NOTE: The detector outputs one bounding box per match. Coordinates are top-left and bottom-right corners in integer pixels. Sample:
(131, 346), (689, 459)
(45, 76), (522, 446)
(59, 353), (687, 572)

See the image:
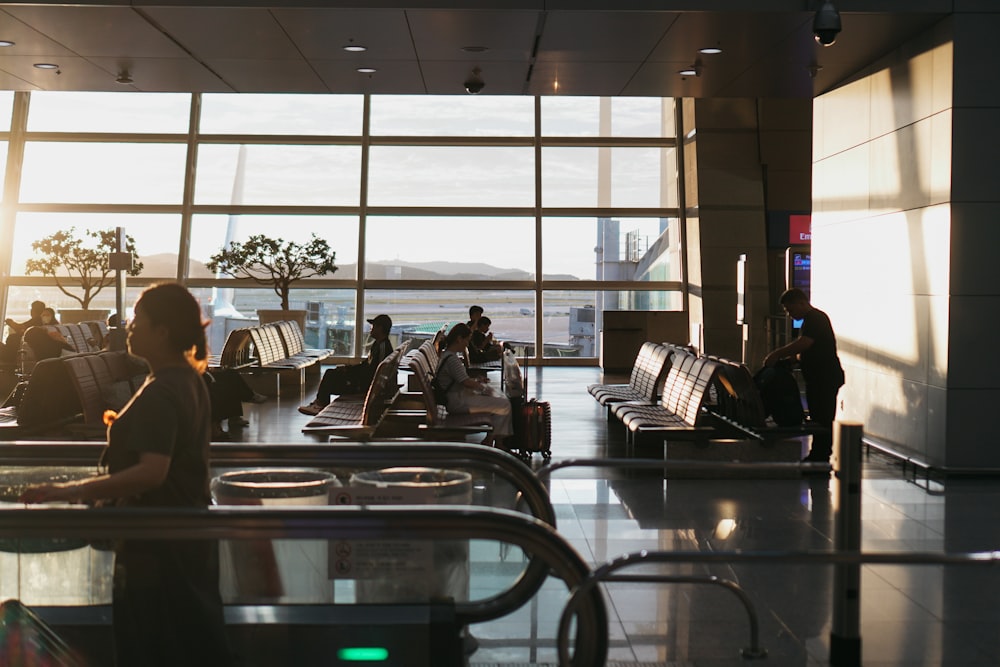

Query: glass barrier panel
(541, 96), (675, 138)
(542, 216), (680, 282)
(370, 95), (534, 137)
(541, 146), (677, 208)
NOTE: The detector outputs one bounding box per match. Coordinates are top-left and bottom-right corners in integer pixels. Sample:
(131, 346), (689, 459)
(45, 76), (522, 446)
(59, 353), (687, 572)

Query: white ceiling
(0, 1), (949, 98)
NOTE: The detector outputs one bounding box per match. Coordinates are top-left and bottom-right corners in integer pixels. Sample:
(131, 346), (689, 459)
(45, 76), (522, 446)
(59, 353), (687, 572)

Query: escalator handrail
(0, 441), (556, 526)
(0, 504), (609, 666)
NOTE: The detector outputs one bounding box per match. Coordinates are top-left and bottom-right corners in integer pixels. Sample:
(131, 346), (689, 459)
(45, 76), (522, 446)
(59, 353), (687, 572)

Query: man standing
(763, 288), (845, 462)
(299, 314), (394, 416)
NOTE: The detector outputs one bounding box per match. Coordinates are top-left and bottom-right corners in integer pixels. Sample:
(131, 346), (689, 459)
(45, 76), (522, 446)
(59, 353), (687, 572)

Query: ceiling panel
(312, 59), (428, 95)
(538, 11), (680, 63)
(89, 57), (231, 93)
(272, 8), (417, 61)
(407, 10), (539, 61)
(205, 59), (325, 94)
(421, 59), (530, 96)
(141, 7), (300, 60)
(3, 6), (187, 58)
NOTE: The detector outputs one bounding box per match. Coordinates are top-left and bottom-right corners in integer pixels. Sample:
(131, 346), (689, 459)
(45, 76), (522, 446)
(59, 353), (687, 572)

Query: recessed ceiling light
(699, 46), (722, 55)
(343, 44), (367, 52)
(0, 41), (15, 48)
(461, 46), (489, 53)
(678, 67), (698, 77)
(33, 63), (59, 69)
(356, 67), (377, 74)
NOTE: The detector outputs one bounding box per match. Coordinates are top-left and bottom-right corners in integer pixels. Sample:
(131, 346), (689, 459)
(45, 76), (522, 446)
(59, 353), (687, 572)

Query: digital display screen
(791, 251), (811, 299)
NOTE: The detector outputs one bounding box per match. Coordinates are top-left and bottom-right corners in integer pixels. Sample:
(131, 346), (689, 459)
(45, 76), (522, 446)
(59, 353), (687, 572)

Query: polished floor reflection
(7, 366), (1000, 666)
(217, 366), (1000, 666)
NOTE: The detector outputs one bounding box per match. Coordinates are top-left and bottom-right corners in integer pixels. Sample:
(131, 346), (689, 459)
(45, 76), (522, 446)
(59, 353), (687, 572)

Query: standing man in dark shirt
(763, 288), (845, 462)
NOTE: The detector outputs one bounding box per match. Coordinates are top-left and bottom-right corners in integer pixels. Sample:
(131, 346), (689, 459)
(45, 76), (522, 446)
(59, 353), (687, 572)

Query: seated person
(23, 325), (74, 361)
(299, 314), (393, 416)
(468, 316), (503, 363)
(205, 369), (268, 440)
(436, 323), (512, 450)
(1, 300), (45, 362)
(466, 304), (484, 331)
(40, 307), (59, 325)
(103, 313), (127, 352)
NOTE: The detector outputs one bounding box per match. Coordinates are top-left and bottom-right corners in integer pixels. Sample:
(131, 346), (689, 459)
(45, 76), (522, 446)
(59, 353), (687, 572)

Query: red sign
(789, 214), (811, 244)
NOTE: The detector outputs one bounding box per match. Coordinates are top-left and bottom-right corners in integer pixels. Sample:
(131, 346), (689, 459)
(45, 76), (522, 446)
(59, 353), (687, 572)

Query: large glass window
(542, 146), (676, 208)
(365, 216), (535, 280)
(20, 142), (187, 204)
(26, 91), (192, 133)
(367, 146), (534, 207)
(370, 95), (534, 137)
(188, 214), (359, 280)
(11, 212), (182, 278)
(542, 217), (680, 282)
(541, 97), (675, 138)
(200, 94), (364, 136)
(194, 144), (361, 206)
(2, 91), (684, 363)
(363, 289), (536, 353)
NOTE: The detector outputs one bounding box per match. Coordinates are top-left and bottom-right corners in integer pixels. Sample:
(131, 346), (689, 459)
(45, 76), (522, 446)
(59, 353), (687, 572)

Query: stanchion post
(830, 420), (863, 665)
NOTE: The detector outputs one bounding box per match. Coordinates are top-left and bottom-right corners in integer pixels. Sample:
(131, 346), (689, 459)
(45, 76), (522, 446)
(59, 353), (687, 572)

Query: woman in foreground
(20, 283), (233, 667)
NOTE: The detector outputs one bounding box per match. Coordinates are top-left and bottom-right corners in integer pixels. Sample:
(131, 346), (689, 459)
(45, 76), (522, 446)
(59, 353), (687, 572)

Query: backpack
(753, 361), (804, 426)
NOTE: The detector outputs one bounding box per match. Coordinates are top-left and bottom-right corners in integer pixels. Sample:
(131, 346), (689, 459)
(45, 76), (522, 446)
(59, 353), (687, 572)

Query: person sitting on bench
(298, 314), (393, 416)
(436, 322), (512, 450)
(1, 300), (45, 362)
(468, 316), (503, 363)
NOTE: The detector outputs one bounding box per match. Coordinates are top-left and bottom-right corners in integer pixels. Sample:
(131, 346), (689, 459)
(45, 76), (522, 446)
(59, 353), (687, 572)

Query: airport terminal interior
(0, 2), (998, 666)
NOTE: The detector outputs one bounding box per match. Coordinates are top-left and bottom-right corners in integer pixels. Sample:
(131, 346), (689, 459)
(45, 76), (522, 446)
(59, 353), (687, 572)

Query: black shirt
(798, 307), (844, 389)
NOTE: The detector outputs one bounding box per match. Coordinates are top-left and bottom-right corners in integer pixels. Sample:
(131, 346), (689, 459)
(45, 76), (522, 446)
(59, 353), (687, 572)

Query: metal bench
(587, 341), (678, 416)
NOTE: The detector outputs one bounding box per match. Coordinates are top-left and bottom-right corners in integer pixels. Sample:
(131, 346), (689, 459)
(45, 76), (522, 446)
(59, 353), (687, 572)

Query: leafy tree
(205, 234), (338, 311)
(25, 227), (143, 310)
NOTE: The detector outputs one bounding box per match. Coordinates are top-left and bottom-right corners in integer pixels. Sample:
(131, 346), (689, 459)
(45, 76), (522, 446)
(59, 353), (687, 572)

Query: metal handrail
(536, 456), (830, 482)
(0, 441), (556, 526)
(0, 504), (608, 667)
(557, 551), (769, 664)
(554, 547), (1000, 667)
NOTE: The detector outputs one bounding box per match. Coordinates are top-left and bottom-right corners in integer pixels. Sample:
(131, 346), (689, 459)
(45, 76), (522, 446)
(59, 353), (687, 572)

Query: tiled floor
(7, 366), (1000, 666)
(220, 366), (1000, 666)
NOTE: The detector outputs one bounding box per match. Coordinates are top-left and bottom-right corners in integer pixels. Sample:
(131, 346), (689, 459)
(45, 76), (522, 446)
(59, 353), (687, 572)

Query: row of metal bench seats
(0, 350), (147, 438)
(213, 320), (333, 371)
(591, 341), (821, 465)
(300, 341), (410, 439)
(11, 321), (109, 376)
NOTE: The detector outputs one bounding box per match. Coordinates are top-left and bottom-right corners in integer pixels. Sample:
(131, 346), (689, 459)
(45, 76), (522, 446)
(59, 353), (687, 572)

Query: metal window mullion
(177, 93), (200, 282)
(0, 91), (30, 321)
(533, 95), (543, 364)
(355, 93), (372, 356)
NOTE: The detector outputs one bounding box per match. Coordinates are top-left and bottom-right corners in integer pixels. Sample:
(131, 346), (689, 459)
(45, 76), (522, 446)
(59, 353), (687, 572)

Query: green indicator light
(338, 647), (389, 662)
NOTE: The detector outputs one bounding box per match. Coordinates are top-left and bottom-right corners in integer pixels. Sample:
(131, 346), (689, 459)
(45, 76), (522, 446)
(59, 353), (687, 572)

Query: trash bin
(0, 467), (111, 606)
(342, 467), (472, 604)
(211, 468), (340, 603)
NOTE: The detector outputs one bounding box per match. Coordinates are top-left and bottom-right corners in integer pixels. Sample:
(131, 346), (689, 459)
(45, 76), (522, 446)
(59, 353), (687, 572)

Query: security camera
(464, 67), (485, 94)
(813, 1), (841, 47)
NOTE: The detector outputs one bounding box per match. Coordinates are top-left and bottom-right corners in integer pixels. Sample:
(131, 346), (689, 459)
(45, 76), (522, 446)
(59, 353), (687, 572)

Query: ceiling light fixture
(33, 63), (59, 69)
(116, 68), (133, 84)
(461, 46), (489, 53)
(342, 40), (367, 53)
(0, 41), (15, 48)
(699, 46), (722, 55)
(356, 67), (376, 74)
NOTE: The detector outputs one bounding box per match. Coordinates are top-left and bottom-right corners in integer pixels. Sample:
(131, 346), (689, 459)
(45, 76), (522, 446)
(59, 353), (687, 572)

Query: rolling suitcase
(511, 397), (552, 462)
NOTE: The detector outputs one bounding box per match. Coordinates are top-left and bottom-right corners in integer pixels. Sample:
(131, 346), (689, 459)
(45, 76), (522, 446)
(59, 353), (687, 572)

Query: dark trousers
(315, 363), (372, 404)
(805, 381), (841, 457)
(113, 540), (233, 667)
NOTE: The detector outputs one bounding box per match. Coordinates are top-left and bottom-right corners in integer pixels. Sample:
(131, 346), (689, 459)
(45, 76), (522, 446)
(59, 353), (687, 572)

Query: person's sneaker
(298, 402), (323, 416)
(249, 392), (268, 403)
